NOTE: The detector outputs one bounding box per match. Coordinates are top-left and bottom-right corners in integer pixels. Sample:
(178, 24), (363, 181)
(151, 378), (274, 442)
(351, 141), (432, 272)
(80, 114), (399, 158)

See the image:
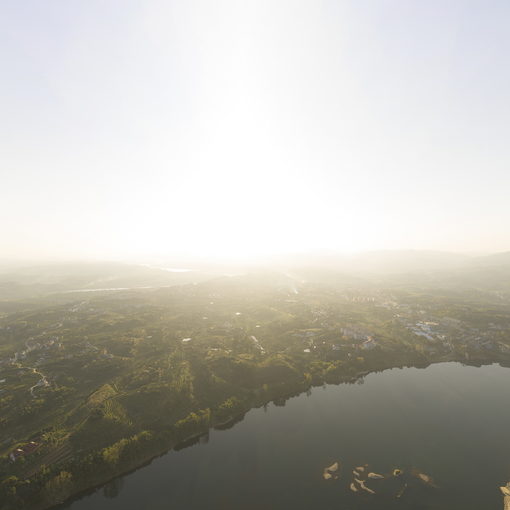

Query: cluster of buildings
(326, 328), (379, 354)
(9, 441), (40, 462)
(339, 327), (378, 350)
(399, 313), (510, 356)
(10, 336), (61, 365)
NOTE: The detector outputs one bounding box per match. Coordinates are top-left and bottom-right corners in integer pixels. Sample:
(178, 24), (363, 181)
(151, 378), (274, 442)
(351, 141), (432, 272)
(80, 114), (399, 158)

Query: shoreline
(40, 356), (510, 510)
(33, 355), (510, 510)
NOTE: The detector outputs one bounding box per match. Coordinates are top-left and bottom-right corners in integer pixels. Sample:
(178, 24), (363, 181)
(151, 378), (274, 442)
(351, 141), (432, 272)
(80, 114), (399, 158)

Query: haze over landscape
(2, 2), (510, 510)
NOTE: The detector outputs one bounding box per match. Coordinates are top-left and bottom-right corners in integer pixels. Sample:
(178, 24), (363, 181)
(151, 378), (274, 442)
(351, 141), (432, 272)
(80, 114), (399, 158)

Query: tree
(42, 471), (73, 504)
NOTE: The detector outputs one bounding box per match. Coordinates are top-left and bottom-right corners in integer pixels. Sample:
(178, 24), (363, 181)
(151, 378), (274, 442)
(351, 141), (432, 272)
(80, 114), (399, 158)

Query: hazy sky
(1, 1), (509, 261)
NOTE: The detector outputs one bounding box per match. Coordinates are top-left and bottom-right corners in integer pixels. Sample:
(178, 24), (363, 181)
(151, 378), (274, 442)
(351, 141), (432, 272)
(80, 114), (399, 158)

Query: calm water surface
(64, 362), (510, 510)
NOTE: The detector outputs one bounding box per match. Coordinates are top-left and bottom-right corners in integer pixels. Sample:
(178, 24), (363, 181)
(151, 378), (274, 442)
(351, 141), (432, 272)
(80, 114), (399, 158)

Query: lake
(63, 362), (510, 510)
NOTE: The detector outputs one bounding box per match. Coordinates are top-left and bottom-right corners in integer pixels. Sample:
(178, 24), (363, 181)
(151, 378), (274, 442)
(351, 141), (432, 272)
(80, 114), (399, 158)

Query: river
(63, 362), (510, 510)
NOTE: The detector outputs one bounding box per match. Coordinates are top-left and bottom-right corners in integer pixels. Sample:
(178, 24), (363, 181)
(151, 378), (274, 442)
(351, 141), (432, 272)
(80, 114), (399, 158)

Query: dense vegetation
(1, 268), (510, 509)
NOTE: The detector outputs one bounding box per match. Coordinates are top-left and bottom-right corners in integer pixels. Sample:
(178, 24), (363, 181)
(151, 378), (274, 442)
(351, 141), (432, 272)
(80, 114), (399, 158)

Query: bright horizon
(2, 1), (510, 261)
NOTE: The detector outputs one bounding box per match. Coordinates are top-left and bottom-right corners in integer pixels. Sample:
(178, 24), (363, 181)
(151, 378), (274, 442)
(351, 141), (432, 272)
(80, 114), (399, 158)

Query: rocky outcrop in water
(322, 461), (340, 480)
(500, 482), (510, 510)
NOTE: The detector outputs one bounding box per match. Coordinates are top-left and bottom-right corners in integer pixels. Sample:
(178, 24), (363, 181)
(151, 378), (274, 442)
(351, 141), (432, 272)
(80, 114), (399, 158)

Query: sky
(1, 0), (509, 262)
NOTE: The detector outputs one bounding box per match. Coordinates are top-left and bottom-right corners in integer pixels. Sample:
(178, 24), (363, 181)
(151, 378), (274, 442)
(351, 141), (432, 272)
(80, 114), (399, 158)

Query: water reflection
(102, 477), (124, 499)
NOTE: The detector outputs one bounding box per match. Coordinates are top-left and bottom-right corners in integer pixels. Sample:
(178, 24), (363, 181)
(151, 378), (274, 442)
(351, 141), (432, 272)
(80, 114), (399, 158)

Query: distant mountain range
(0, 262), (215, 300)
(1, 250), (509, 300)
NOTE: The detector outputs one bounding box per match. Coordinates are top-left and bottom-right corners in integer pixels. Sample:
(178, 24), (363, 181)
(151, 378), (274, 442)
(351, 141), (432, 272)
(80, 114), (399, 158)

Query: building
(9, 441), (40, 462)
